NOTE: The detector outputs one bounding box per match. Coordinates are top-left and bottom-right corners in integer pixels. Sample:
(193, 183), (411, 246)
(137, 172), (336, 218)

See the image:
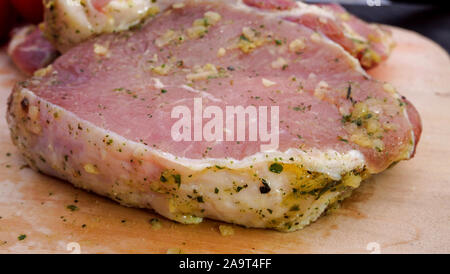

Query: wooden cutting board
(0, 27), (449, 254)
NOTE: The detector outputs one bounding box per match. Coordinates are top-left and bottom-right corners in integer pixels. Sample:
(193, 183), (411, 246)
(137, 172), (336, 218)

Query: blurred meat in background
(0, 0), (448, 76)
(8, 25), (59, 75)
(0, 0), (58, 75)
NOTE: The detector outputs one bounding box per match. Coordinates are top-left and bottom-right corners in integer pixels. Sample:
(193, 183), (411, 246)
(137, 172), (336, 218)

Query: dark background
(342, 2), (450, 52)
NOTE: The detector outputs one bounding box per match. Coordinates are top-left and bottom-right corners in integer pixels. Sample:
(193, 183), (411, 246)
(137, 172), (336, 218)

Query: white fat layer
(166, 148), (366, 180)
(234, 0), (336, 20)
(52, 0), (155, 41)
(21, 88), (366, 180)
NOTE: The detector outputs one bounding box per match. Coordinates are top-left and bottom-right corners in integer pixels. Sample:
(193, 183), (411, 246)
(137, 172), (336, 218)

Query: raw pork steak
(9, 0), (394, 75)
(43, 0), (393, 68)
(7, 0), (421, 231)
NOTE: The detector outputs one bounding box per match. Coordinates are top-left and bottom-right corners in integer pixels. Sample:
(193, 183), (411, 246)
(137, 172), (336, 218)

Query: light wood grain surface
(0, 27), (449, 254)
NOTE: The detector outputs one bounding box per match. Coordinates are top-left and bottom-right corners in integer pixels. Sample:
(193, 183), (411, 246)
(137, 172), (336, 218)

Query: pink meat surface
(243, 0), (297, 10)
(314, 3), (395, 68)
(7, 0), (421, 230)
(92, 0), (112, 11)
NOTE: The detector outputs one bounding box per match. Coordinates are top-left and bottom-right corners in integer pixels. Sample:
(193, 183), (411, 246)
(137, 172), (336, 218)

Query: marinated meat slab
(43, 0), (393, 68)
(243, 0), (395, 68)
(9, 0), (394, 75)
(7, 0), (421, 231)
(9, 1), (393, 75)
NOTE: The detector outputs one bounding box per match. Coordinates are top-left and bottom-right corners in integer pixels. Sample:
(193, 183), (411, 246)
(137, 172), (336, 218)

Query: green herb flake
(66, 205), (79, 212)
(173, 174), (181, 187)
(239, 34), (250, 42)
(269, 163), (283, 174)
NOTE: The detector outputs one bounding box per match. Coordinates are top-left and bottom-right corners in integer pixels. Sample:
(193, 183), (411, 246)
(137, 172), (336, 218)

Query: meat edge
(7, 84), (372, 232)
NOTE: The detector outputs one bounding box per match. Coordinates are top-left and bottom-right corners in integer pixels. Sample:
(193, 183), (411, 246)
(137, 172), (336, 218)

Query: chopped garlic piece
(193, 18), (207, 27)
(151, 64), (172, 75)
(34, 65), (53, 77)
(383, 83), (396, 95)
(149, 54), (158, 63)
(166, 248), (183, 254)
(155, 29), (183, 47)
(366, 119), (381, 134)
(186, 11), (221, 39)
(262, 78), (276, 87)
(238, 27), (265, 53)
(187, 25), (207, 39)
(186, 64), (218, 81)
(219, 225), (235, 236)
(217, 47), (226, 57)
(84, 164), (99, 174)
(242, 27), (257, 41)
(271, 57), (288, 69)
(350, 133), (372, 147)
(147, 5), (160, 16)
(310, 33), (322, 43)
(204, 11), (222, 25)
(172, 3), (185, 9)
(94, 44), (109, 56)
(289, 38), (306, 53)
(343, 174), (362, 188)
(373, 139), (385, 151)
(314, 81), (329, 99)
(150, 218), (162, 230)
